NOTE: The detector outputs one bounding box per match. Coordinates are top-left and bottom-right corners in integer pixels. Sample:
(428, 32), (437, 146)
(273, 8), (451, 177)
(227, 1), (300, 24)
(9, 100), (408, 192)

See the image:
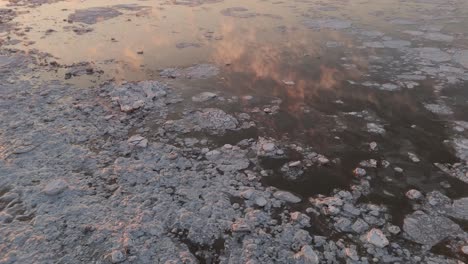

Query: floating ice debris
(191, 92), (217, 102)
(221, 7), (256, 18)
(397, 74), (426, 81)
(172, 0), (223, 6)
(367, 123), (385, 134)
(408, 152), (420, 163)
(127, 135), (148, 148)
(302, 19), (351, 30)
(389, 19), (417, 25)
(111, 250), (126, 263)
(454, 50), (468, 69)
(68, 7), (122, 24)
(282, 80), (295, 85)
(406, 189), (423, 200)
(454, 121), (468, 132)
(420, 24), (444, 32)
(176, 42), (202, 49)
(452, 138), (468, 160)
(363, 42), (384, 48)
(289, 161), (301, 167)
(380, 83), (399, 91)
(43, 179), (68, 196)
(424, 32), (454, 42)
(262, 143), (276, 152)
(424, 103), (453, 115)
(109, 81), (167, 112)
(359, 159), (377, 168)
(404, 81), (419, 89)
(450, 198), (468, 221)
(439, 65), (465, 74)
(294, 245), (319, 264)
(402, 30), (424, 36)
(168, 108), (239, 135)
(160, 64), (219, 79)
(64, 62), (95, 79)
(353, 168), (366, 177)
(273, 191), (301, 203)
(381, 160), (390, 168)
(403, 211), (461, 246)
(325, 41), (343, 48)
(362, 81), (379, 87)
(281, 163), (304, 180)
(360, 30), (384, 37)
(64, 25), (94, 35)
(2, 1), (468, 263)
(255, 196), (267, 207)
(462, 246), (468, 255)
(0, 55), (28, 71)
(365, 228), (389, 248)
(317, 155), (330, 165)
(383, 40), (411, 49)
(416, 47), (451, 62)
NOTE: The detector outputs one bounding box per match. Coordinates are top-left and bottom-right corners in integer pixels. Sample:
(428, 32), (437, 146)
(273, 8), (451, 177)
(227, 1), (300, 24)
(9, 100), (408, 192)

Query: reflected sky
(1, 0), (468, 200)
(3, 0), (468, 115)
(5, 0), (465, 142)
(6, 0), (467, 81)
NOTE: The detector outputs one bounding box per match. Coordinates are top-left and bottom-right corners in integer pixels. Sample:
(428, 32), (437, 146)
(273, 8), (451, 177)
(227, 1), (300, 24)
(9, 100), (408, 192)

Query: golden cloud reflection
(210, 20), (367, 114)
(6, 0), (430, 124)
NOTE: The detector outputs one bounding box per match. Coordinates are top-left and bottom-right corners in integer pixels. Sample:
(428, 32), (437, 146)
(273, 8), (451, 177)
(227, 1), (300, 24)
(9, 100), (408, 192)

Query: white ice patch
(424, 103), (453, 115)
(302, 19), (351, 30)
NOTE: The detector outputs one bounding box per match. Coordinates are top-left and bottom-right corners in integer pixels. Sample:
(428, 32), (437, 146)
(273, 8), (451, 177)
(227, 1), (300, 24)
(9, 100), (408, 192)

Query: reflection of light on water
(211, 21), (251, 66)
(319, 65), (340, 90)
(123, 48), (143, 69)
(5, 0), (455, 114)
(210, 19), (371, 115)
